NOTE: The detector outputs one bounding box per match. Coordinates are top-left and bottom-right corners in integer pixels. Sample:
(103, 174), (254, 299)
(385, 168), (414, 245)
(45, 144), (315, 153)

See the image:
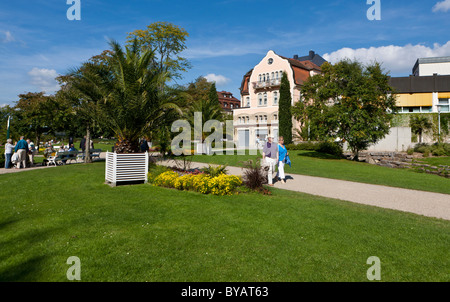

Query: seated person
(43, 144), (55, 166)
(62, 144), (77, 164)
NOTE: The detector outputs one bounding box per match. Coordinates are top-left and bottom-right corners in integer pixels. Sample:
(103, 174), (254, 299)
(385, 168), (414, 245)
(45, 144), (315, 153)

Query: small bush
(241, 160), (266, 191)
(153, 171), (179, 188)
(414, 143), (430, 153)
(286, 142), (318, 151)
(208, 174), (242, 196)
(432, 147), (447, 157)
(407, 148), (414, 155)
(317, 142), (343, 157)
(201, 165), (228, 177)
(147, 165), (171, 183)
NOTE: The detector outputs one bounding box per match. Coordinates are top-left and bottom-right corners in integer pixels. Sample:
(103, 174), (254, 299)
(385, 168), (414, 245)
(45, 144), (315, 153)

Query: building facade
(412, 56), (450, 76)
(233, 50), (324, 148)
(390, 56), (450, 114)
(217, 90), (240, 114)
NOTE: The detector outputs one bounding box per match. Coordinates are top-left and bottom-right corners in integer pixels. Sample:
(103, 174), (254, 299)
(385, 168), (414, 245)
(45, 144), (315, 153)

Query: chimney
(293, 54), (299, 60)
(309, 50), (315, 59)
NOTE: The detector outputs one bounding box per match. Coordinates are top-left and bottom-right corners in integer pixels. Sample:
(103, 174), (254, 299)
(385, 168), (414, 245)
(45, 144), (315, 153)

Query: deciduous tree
(301, 60), (398, 159)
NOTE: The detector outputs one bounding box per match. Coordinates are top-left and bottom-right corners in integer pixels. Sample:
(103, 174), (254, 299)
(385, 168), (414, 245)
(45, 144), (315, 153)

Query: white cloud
(2, 30), (14, 43)
(28, 67), (60, 93)
(204, 73), (231, 85)
(323, 41), (450, 75)
(433, 0), (450, 12)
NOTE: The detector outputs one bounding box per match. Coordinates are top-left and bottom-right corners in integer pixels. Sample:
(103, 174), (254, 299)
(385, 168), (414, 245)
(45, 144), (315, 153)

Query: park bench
(76, 149), (103, 162)
(47, 151), (79, 166)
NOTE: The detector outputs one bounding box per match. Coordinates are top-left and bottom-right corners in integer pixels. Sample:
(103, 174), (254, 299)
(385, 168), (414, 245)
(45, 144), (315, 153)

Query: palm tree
(410, 115), (432, 143)
(74, 40), (181, 153)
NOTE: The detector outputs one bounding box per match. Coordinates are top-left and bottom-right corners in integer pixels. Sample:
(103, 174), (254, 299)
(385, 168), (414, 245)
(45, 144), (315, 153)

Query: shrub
(192, 174), (212, 194)
(286, 142), (318, 151)
(241, 160), (266, 190)
(432, 147), (447, 157)
(407, 148), (414, 155)
(147, 165), (171, 183)
(414, 143), (430, 154)
(201, 165), (228, 177)
(153, 171), (179, 188)
(208, 174), (242, 196)
(316, 141), (343, 157)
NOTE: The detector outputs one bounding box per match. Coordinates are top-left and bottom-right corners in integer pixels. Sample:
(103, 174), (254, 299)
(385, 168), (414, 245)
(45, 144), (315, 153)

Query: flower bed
(151, 170), (242, 196)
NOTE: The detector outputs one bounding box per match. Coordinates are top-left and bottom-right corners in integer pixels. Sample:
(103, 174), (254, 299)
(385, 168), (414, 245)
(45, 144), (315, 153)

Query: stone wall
(344, 151), (449, 178)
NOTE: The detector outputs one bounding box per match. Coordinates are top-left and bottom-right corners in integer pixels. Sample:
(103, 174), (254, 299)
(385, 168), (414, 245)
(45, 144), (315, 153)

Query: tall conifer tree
(278, 72), (293, 144)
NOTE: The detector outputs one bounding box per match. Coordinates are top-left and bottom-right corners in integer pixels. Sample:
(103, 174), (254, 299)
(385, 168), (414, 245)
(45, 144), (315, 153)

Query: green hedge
(413, 143), (450, 157)
(286, 141), (343, 157)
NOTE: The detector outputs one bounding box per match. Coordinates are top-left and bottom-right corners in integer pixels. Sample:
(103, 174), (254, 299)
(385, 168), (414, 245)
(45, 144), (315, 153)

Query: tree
(56, 51), (113, 162)
(183, 77), (223, 141)
(278, 72), (293, 144)
(410, 115), (432, 143)
(71, 39), (181, 153)
(301, 60), (398, 159)
(14, 92), (62, 147)
(127, 21), (191, 79)
(209, 82), (219, 105)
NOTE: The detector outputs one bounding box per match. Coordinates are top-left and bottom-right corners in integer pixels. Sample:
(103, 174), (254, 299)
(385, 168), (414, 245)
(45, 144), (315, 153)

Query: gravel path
(158, 159), (450, 221)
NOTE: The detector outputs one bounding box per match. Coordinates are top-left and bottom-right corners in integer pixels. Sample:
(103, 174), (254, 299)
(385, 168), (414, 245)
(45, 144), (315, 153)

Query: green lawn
(413, 156), (450, 167)
(0, 162), (449, 281)
(190, 150), (450, 194)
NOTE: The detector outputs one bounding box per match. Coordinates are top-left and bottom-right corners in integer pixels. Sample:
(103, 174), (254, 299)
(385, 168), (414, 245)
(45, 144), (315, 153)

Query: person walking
(277, 136), (289, 184)
(4, 139), (15, 169)
(14, 136), (28, 169)
(262, 135), (278, 186)
(27, 139), (36, 166)
(80, 136), (86, 152)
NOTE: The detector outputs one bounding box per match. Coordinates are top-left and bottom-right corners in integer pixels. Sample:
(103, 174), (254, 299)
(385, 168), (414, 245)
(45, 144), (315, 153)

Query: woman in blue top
(277, 136), (288, 183)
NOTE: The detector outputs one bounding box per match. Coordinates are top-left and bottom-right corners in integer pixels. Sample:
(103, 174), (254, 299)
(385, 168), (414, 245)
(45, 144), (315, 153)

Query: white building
(412, 56), (450, 76)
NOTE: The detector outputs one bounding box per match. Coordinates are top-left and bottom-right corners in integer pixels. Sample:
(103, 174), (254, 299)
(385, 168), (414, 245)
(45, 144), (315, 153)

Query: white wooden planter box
(105, 151), (149, 187)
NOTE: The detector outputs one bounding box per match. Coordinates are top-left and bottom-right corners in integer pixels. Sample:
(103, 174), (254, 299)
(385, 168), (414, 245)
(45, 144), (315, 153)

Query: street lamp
(437, 105), (441, 143)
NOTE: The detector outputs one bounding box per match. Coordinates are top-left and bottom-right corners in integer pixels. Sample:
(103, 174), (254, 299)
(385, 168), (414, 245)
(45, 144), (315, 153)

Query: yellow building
(389, 75), (450, 113)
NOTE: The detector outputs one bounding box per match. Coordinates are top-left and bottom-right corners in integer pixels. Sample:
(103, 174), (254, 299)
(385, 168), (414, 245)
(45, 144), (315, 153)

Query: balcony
(252, 79), (281, 90)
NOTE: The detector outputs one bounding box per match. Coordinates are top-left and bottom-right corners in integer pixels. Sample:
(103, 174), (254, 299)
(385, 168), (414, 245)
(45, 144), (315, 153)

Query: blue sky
(1, 0), (450, 106)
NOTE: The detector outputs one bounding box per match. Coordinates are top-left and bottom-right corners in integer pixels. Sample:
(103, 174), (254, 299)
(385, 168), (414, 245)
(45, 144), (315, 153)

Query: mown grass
(190, 150), (450, 194)
(0, 162), (449, 281)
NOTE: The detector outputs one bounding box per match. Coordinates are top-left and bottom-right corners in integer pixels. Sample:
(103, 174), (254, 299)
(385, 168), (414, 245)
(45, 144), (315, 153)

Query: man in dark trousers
(80, 136), (86, 152)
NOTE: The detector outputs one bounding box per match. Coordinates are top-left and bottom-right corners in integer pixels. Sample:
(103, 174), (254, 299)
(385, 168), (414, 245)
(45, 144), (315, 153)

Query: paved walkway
(158, 159), (450, 221)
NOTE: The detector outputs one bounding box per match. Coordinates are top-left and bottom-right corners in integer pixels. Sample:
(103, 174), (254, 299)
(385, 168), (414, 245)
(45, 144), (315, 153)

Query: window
(274, 114), (277, 120)
(438, 98), (450, 112)
(246, 97), (250, 107)
(273, 91), (278, 105)
(259, 74), (262, 82)
(264, 115), (267, 122)
(258, 93), (263, 106)
(275, 71), (279, 79)
(230, 104), (233, 109)
(246, 116), (249, 123)
(238, 117), (242, 124)
(271, 72), (274, 80)
(224, 102), (228, 107)
(263, 92), (267, 105)
(256, 116), (259, 123)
